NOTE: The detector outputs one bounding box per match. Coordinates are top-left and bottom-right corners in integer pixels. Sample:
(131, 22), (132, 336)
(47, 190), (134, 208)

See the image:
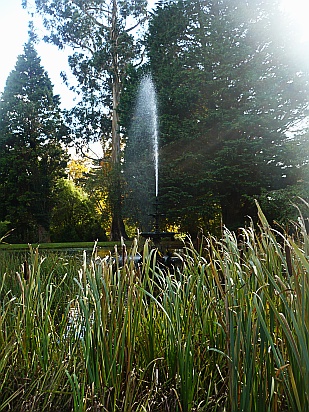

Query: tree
(27, 0), (148, 240)
(146, 0), (309, 233)
(67, 158), (112, 238)
(50, 178), (107, 242)
(0, 34), (68, 243)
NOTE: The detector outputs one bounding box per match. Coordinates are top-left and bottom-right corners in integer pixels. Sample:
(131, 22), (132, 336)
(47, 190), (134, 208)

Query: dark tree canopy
(13, 0), (309, 239)
(145, 0), (309, 233)
(0, 37), (68, 242)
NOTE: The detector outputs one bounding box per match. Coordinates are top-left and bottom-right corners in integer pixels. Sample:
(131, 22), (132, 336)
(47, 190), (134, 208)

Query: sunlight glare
(281, 0), (309, 41)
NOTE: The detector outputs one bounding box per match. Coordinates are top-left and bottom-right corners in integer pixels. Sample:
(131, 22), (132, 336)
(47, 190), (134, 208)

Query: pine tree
(146, 0), (309, 232)
(0, 34), (69, 242)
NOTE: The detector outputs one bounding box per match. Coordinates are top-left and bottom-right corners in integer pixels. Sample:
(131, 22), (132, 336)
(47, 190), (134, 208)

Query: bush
(50, 179), (107, 242)
(0, 220), (12, 241)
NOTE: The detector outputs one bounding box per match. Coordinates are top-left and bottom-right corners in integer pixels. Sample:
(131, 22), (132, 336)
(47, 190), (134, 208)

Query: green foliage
(146, 0), (309, 233)
(1, 206), (309, 410)
(0, 221), (10, 237)
(0, 38), (68, 243)
(50, 178), (107, 242)
(256, 187), (308, 227)
(0, 221), (12, 244)
(30, 0), (149, 239)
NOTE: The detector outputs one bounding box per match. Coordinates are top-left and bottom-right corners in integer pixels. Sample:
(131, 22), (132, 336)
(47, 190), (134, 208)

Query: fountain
(125, 74), (176, 245)
(141, 197), (175, 245)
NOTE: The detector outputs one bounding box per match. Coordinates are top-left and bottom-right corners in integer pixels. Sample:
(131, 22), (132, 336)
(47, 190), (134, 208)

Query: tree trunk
(109, 0), (127, 240)
(110, 201), (127, 241)
(220, 194), (255, 231)
(38, 224), (51, 243)
(109, 160), (128, 241)
(220, 195), (244, 231)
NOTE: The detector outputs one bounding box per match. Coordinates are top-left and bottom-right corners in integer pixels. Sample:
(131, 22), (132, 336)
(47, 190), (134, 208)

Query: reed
(0, 204), (308, 411)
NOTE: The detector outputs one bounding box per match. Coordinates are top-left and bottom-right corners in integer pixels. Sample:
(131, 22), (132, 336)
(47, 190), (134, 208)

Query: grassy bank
(0, 204), (308, 411)
(0, 241), (119, 250)
(0, 238), (183, 251)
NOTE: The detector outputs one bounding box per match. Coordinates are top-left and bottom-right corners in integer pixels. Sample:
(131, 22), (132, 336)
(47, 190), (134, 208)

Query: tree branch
(125, 15), (148, 33)
(70, 0), (110, 30)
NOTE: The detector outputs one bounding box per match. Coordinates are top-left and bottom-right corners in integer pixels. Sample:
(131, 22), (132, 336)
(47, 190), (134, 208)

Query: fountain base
(140, 231), (175, 242)
(140, 198), (175, 245)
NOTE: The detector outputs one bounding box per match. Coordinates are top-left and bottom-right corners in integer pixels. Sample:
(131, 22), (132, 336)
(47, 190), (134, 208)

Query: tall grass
(0, 204), (309, 411)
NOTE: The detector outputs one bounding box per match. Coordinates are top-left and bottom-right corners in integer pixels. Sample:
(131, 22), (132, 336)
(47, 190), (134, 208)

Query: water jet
(125, 74), (177, 253)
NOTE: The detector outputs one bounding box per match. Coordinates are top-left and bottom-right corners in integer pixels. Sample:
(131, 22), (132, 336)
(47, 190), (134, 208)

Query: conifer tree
(146, 0), (309, 232)
(0, 32), (68, 242)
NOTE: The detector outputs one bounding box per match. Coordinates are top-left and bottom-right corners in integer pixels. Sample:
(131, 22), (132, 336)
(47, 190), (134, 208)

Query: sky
(0, 0), (156, 109)
(0, 0), (77, 108)
(0, 0), (308, 110)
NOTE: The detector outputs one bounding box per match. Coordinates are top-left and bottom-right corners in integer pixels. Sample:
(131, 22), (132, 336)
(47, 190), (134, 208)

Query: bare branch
(125, 15), (148, 33)
(75, 140), (102, 162)
(133, 48), (145, 68)
(64, 33), (95, 54)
